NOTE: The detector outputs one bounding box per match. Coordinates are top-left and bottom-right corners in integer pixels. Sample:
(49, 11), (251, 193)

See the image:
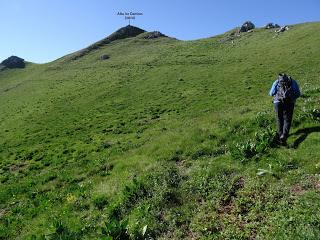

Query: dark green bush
(44, 219), (80, 240)
(295, 108), (320, 125)
(93, 195), (109, 210)
(311, 108), (320, 121)
(254, 126), (276, 151)
(255, 111), (273, 128)
(101, 219), (130, 240)
(229, 127), (275, 162)
(229, 139), (258, 162)
(104, 165), (182, 238)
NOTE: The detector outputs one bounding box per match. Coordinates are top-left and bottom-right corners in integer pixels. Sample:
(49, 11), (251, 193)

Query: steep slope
(62, 25), (169, 61)
(0, 22), (320, 239)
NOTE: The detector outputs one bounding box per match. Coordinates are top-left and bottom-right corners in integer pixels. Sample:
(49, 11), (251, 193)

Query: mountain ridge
(2, 21), (320, 64)
(65, 25), (170, 61)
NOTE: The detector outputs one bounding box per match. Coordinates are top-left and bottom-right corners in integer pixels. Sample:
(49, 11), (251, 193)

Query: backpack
(275, 75), (294, 103)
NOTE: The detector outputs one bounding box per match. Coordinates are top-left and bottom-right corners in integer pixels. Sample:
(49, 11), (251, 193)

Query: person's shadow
(290, 126), (320, 149)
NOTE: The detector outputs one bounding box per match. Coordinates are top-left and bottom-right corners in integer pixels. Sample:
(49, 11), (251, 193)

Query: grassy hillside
(0, 22), (320, 239)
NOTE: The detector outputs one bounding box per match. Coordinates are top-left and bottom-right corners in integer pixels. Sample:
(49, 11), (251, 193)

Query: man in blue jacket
(269, 73), (301, 144)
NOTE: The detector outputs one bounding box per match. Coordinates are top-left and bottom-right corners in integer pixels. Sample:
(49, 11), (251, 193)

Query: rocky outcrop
(276, 25), (290, 33)
(1, 56), (25, 69)
(239, 21), (255, 33)
(143, 31), (166, 39)
(265, 23), (280, 29)
(100, 54), (110, 60)
(107, 25), (146, 42)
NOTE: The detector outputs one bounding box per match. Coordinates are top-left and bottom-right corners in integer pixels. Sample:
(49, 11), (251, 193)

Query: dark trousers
(274, 101), (295, 139)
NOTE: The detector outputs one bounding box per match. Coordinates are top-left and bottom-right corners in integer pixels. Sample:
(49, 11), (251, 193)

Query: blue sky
(0, 0), (319, 63)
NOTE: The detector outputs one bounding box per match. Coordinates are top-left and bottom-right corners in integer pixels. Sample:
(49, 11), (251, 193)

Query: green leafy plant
(101, 219), (130, 240)
(254, 126), (276, 151)
(229, 139), (257, 162)
(93, 195), (109, 210)
(255, 111), (273, 128)
(45, 219), (80, 240)
(230, 127), (275, 162)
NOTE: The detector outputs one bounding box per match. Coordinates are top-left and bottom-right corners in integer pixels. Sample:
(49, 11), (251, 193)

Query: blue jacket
(269, 79), (301, 103)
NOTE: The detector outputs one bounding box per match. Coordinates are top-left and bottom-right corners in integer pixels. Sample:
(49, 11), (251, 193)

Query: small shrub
(100, 141), (112, 149)
(296, 107), (320, 124)
(191, 148), (211, 159)
(311, 108), (320, 121)
(255, 111), (273, 128)
(93, 195), (109, 210)
(169, 149), (183, 162)
(101, 219), (130, 240)
(45, 219), (80, 240)
(191, 146), (226, 159)
(88, 163), (114, 177)
(123, 179), (148, 203)
(107, 178), (149, 220)
(73, 198), (90, 211)
(43, 174), (57, 183)
(229, 127), (275, 162)
(230, 140), (258, 162)
(254, 126), (275, 152)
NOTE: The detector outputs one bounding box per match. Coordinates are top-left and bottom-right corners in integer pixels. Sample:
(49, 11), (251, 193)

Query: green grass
(0, 22), (320, 239)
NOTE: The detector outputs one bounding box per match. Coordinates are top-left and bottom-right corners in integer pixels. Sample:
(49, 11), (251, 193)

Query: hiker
(269, 73), (301, 144)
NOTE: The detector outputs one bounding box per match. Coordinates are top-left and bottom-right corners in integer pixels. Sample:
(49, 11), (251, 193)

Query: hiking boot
(272, 133), (281, 146)
(280, 135), (287, 145)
